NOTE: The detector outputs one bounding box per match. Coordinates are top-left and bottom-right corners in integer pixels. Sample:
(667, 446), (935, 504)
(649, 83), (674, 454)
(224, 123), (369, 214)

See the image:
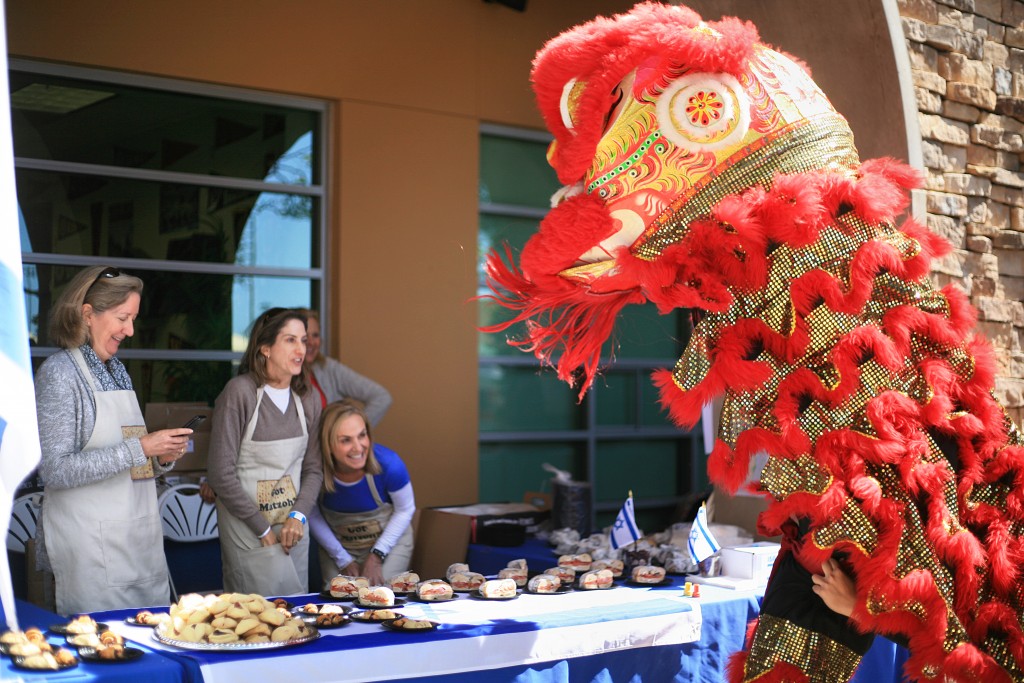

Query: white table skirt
(110, 585), (702, 683)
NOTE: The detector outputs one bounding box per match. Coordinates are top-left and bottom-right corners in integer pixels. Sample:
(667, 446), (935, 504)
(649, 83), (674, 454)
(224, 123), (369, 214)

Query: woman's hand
(362, 552), (384, 585)
(811, 558), (856, 617)
(340, 561), (361, 577)
(142, 428), (193, 465)
(260, 528), (279, 547)
(279, 517), (304, 553)
(199, 481), (217, 503)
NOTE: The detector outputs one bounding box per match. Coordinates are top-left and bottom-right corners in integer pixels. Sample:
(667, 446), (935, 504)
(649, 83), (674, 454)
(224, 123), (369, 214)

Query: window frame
(12, 57), (332, 364)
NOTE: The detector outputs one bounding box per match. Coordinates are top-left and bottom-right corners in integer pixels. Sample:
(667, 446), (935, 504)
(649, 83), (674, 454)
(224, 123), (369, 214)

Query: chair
(7, 492), (43, 553)
(157, 483), (218, 541)
(156, 483), (219, 599)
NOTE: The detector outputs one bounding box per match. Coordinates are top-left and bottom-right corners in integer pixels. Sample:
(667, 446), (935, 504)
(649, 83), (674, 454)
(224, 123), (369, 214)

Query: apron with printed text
(43, 348), (168, 615)
(318, 473), (414, 584)
(216, 387), (309, 596)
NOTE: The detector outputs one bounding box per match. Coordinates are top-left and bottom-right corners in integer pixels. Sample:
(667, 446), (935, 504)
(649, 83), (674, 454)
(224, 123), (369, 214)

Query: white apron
(43, 348), (168, 615)
(317, 473), (415, 585)
(216, 387), (309, 596)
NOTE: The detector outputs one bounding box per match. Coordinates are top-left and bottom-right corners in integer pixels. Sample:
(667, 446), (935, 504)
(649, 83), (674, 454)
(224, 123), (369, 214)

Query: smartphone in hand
(182, 415), (207, 430)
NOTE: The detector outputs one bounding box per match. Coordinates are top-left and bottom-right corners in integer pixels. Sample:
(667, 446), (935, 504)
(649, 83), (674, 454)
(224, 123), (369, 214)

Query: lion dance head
(484, 3), (1024, 682)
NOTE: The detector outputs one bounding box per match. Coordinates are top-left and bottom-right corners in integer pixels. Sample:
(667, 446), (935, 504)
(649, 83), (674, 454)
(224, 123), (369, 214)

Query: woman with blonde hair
(298, 309), (391, 424)
(207, 307), (323, 595)
(309, 399), (415, 585)
(35, 265), (193, 614)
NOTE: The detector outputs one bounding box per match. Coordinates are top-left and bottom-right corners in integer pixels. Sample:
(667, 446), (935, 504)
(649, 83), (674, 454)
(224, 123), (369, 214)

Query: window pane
(17, 169), (317, 269)
(596, 371), (637, 427)
(479, 365), (585, 432)
(11, 70), (319, 185)
(594, 440), (682, 502)
(479, 135), (557, 206)
(604, 304), (687, 359)
(480, 442), (585, 503)
(27, 264), (317, 351)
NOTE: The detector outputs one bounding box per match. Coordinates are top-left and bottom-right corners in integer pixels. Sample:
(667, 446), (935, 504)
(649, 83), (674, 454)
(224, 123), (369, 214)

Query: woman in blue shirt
(309, 399), (415, 585)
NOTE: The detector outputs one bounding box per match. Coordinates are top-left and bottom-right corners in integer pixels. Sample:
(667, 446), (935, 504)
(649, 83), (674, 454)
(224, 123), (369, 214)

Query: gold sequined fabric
(744, 614), (863, 682)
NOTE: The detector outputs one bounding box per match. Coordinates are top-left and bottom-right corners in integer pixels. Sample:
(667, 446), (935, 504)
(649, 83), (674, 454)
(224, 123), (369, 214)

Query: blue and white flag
(609, 495), (641, 550)
(688, 503), (720, 563)
(0, 7), (41, 630)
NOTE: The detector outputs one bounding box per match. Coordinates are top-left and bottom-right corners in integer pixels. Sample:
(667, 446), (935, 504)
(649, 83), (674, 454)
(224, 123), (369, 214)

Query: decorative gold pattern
(743, 614), (862, 682)
(760, 454), (833, 499)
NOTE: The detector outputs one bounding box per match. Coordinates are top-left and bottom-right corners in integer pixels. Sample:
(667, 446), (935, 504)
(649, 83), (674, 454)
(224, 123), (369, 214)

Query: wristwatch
(370, 548), (387, 562)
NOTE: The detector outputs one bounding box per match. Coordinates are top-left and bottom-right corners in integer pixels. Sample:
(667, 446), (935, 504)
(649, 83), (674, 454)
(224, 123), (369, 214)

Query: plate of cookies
(11, 649), (78, 671)
(152, 591), (320, 651)
(77, 644), (145, 663)
(125, 610), (171, 627)
(380, 617), (437, 633)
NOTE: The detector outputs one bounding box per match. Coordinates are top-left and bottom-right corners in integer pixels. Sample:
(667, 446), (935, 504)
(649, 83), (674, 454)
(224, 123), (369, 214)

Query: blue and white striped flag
(688, 503), (720, 563)
(0, 9), (41, 630)
(609, 494), (641, 550)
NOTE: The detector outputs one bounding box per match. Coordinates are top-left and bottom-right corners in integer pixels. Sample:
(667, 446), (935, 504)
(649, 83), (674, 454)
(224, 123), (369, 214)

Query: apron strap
(69, 347), (101, 393)
(365, 473), (385, 508)
(243, 386), (309, 487)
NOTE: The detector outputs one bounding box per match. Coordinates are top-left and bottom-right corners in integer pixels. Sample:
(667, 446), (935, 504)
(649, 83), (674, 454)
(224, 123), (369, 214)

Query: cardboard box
(411, 501), (550, 580)
(720, 542), (781, 582)
(144, 402), (213, 472)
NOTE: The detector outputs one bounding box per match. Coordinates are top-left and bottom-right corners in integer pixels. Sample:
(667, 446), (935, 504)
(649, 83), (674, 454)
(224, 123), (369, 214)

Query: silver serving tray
(153, 626), (320, 651)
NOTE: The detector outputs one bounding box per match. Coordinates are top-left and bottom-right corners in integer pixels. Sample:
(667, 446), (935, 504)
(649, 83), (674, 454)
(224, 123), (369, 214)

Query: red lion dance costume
(483, 3), (1024, 682)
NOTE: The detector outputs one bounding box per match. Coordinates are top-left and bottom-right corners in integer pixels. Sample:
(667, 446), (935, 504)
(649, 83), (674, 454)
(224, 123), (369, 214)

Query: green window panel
(479, 442), (585, 504)
(594, 440), (682, 503)
(479, 135), (558, 206)
(479, 365), (586, 432)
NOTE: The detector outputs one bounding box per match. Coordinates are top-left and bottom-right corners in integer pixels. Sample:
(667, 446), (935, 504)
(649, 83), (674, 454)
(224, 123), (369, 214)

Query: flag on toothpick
(0, 9), (42, 630)
(610, 492), (641, 550)
(688, 503), (720, 563)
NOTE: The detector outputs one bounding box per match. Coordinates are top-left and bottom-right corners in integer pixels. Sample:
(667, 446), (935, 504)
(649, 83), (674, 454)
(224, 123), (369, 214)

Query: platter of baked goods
(296, 612), (349, 629)
(471, 578), (520, 600)
(526, 574), (572, 595)
(153, 592), (319, 651)
(322, 574), (368, 600)
(77, 644), (145, 663)
(10, 649), (78, 671)
(411, 579), (459, 603)
(125, 609), (171, 627)
(381, 617), (438, 633)
(49, 615), (108, 635)
(293, 602), (350, 616)
(66, 630), (128, 651)
(348, 609), (403, 622)
(626, 565), (670, 586)
(353, 586), (406, 609)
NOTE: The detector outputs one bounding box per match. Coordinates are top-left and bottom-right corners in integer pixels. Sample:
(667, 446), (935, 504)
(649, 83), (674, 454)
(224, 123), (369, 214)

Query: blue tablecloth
(466, 539), (909, 683)
(1, 599), (186, 683)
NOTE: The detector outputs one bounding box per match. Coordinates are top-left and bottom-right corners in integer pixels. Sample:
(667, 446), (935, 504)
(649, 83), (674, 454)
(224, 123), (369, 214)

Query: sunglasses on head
(94, 267), (121, 282)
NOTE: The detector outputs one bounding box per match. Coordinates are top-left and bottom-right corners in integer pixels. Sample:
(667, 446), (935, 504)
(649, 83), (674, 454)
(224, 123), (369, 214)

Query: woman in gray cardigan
(34, 265), (193, 614)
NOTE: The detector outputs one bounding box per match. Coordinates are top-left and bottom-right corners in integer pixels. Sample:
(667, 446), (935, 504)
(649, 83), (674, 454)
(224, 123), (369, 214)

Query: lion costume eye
(559, 78), (588, 132)
(654, 73), (749, 153)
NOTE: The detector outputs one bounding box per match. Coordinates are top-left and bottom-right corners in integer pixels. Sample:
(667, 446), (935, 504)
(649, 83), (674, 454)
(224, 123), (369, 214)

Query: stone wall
(899, 0), (1024, 427)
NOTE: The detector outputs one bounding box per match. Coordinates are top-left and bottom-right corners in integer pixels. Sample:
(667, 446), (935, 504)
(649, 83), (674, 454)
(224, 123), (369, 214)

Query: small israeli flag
(688, 503), (720, 563)
(609, 494), (641, 550)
